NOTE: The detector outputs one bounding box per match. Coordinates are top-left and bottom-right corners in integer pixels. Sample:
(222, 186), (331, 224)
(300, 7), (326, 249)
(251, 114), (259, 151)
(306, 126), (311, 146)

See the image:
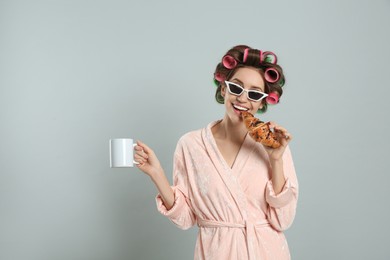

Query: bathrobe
(156, 121), (299, 260)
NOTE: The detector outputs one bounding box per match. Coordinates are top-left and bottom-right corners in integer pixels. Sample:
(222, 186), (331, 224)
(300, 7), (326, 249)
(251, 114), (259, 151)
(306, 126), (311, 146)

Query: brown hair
(213, 45), (286, 113)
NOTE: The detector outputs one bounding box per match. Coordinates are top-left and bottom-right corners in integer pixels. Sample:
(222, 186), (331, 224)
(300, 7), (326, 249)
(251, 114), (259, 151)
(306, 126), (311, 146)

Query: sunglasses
(225, 81), (268, 102)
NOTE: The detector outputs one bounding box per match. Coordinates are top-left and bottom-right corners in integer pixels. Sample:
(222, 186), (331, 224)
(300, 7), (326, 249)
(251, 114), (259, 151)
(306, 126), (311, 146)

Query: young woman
(134, 45), (298, 260)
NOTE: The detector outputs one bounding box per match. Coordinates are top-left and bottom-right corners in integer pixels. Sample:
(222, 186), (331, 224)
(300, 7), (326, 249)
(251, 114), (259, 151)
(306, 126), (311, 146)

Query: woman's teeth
(233, 104), (249, 111)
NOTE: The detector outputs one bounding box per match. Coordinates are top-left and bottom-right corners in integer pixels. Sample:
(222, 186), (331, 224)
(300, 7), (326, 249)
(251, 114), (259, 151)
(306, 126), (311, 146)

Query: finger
(276, 130), (289, 138)
(268, 122), (285, 135)
(273, 124), (289, 134)
(134, 145), (144, 151)
(277, 131), (291, 141)
(274, 125), (286, 132)
(136, 140), (154, 155)
(134, 153), (148, 163)
(281, 131), (292, 140)
(134, 149), (149, 159)
(280, 134), (292, 145)
(274, 126), (291, 139)
(136, 159), (151, 170)
(135, 155), (147, 166)
(136, 161), (146, 169)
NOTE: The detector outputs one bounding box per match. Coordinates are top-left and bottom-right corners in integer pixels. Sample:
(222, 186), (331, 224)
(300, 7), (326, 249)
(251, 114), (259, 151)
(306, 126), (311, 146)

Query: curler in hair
(262, 51), (278, 64)
(213, 79), (220, 87)
(259, 50), (264, 63)
(214, 72), (225, 82)
(222, 55), (237, 69)
(243, 48), (249, 62)
(278, 78), (285, 87)
(266, 92), (279, 104)
(264, 68), (280, 83)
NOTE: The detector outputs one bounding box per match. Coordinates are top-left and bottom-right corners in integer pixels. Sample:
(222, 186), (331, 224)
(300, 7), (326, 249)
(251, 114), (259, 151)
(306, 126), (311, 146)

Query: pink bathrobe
(156, 121), (299, 260)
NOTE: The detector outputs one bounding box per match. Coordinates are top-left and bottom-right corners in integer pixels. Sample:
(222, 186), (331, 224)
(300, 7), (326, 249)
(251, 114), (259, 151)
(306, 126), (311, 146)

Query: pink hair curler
(243, 48), (249, 62)
(214, 72), (225, 82)
(266, 92), (279, 104)
(264, 68), (280, 83)
(222, 55), (237, 69)
(259, 50), (264, 63)
(262, 51), (278, 64)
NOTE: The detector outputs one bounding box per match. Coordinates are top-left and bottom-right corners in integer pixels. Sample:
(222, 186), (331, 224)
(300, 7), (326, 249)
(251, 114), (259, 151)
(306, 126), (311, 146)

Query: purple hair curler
(266, 92), (279, 104)
(222, 55), (237, 69)
(264, 68), (280, 83)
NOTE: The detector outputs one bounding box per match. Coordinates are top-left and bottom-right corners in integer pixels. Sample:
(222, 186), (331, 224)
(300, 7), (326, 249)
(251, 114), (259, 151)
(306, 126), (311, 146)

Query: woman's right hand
(134, 140), (163, 178)
(134, 141), (174, 208)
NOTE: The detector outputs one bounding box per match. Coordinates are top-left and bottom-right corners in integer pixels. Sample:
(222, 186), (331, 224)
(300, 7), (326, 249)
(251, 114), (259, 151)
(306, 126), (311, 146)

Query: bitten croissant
(241, 111), (281, 148)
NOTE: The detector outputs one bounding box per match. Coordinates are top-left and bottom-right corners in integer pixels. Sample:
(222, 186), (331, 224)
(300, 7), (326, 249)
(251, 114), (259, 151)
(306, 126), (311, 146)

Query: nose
(237, 90), (249, 103)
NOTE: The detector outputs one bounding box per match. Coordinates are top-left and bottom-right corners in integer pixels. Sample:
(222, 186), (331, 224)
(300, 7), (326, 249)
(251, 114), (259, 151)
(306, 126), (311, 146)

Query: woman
(134, 45), (298, 260)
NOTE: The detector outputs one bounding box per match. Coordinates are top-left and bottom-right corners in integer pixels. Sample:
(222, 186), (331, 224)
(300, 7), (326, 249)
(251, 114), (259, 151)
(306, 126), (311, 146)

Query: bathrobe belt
(197, 219), (270, 260)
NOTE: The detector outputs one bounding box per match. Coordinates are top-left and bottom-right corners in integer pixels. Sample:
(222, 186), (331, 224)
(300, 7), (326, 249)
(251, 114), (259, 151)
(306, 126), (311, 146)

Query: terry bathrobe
(156, 121), (299, 260)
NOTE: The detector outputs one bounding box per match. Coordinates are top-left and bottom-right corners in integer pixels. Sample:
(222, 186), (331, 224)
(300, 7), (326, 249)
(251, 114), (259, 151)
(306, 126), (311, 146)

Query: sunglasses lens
(248, 91), (266, 101)
(228, 83), (243, 95)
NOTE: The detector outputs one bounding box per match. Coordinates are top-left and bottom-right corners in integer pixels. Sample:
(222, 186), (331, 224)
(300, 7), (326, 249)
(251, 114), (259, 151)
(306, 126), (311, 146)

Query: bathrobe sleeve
(265, 145), (299, 231)
(155, 139), (197, 230)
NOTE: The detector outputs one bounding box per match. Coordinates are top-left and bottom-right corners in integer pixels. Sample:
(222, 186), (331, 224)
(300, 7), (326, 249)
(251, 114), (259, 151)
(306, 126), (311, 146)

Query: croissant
(241, 111), (281, 148)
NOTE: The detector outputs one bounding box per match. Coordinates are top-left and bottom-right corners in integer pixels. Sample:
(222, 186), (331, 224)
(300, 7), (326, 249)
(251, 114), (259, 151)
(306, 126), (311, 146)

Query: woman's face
(221, 67), (266, 120)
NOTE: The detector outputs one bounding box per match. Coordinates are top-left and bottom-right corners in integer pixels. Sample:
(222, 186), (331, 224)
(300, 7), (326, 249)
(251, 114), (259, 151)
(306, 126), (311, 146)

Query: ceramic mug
(109, 138), (139, 168)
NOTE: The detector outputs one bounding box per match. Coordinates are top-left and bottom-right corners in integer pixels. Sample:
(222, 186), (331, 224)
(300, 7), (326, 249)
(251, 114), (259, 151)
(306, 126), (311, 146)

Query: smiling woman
(221, 67), (267, 119)
(134, 45), (298, 260)
(214, 45), (286, 113)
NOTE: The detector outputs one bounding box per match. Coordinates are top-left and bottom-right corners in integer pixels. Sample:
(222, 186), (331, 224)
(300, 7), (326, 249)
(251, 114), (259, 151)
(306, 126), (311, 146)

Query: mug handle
(133, 143), (140, 165)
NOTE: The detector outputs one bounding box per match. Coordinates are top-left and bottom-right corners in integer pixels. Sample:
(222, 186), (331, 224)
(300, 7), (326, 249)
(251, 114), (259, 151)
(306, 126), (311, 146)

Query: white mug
(109, 138), (139, 168)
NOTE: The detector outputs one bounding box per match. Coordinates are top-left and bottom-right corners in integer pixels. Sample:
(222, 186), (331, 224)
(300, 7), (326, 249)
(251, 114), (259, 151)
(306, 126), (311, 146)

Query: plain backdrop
(1, 0), (390, 259)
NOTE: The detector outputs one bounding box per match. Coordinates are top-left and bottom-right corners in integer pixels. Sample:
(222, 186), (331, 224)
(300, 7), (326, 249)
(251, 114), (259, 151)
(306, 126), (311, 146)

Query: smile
(232, 104), (249, 111)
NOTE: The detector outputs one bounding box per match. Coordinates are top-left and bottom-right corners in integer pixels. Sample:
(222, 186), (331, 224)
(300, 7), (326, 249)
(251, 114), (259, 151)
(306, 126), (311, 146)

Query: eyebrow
(231, 78), (263, 91)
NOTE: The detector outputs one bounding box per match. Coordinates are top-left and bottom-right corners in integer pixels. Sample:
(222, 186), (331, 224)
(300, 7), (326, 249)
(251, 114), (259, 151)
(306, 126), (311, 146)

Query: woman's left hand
(263, 122), (293, 161)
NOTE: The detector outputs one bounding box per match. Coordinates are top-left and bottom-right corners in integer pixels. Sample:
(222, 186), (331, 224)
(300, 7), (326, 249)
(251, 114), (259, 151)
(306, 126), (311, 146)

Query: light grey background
(1, 0), (389, 259)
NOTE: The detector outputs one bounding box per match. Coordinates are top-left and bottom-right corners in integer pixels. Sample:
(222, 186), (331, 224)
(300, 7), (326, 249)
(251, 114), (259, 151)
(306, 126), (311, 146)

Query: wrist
(269, 158), (283, 167)
(149, 168), (165, 182)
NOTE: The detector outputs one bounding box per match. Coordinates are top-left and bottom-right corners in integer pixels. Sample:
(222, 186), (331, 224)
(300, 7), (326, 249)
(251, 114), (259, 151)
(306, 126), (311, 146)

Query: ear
(221, 85), (226, 97)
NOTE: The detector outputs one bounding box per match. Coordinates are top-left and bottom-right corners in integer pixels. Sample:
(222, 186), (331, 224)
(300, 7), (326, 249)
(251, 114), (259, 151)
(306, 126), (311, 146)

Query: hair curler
(266, 92), (279, 104)
(214, 72), (225, 82)
(262, 51), (278, 64)
(222, 55), (237, 69)
(264, 68), (280, 83)
(243, 48), (249, 62)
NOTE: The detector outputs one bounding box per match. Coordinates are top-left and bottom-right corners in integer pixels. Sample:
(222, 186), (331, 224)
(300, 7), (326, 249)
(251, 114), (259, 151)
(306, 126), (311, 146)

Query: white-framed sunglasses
(224, 81), (268, 102)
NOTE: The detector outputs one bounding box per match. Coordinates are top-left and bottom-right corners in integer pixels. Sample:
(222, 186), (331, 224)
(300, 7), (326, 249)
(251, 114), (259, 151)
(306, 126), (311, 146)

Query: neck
(213, 114), (248, 144)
